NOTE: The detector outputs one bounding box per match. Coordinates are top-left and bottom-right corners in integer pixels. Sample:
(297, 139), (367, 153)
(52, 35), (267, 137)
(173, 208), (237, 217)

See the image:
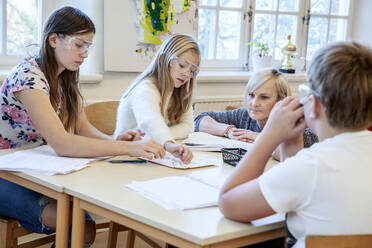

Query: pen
(108, 159), (147, 163)
(183, 143), (204, 146)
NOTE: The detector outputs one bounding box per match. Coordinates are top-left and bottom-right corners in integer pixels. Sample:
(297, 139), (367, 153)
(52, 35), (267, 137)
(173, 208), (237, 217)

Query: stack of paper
(0, 145), (97, 175)
(126, 176), (219, 210)
(183, 132), (253, 151)
(149, 152), (223, 169)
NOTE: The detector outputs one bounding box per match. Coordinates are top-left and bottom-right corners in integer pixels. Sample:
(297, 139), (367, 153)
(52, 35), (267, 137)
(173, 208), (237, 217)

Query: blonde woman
(114, 34), (201, 164)
(194, 68), (317, 147)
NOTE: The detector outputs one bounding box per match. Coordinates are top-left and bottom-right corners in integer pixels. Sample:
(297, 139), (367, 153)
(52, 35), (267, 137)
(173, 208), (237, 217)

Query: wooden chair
(0, 215), (55, 248)
(84, 101), (119, 135)
(0, 215), (110, 248)
(306, 234), (372, 248)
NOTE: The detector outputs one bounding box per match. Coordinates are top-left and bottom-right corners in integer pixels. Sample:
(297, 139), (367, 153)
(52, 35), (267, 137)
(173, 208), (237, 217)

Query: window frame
(198, 0), (353, 71)
(0, 0), (49, 67)
(198, 0), (250, 70)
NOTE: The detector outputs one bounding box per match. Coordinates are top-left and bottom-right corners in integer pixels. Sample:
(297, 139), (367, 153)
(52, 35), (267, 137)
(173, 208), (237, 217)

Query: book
(183, 132), (252, 151)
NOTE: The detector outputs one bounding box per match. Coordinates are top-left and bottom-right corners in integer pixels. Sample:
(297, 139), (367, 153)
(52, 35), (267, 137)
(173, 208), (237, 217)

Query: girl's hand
(164, 142), (193, 164)
(126, 139), (165, 160)
(116, 129), (144, 141)
(228, 128), (259, 143)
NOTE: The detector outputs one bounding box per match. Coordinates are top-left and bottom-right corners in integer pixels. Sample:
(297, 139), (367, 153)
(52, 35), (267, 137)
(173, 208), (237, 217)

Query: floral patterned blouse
(0, 59), (53, 149)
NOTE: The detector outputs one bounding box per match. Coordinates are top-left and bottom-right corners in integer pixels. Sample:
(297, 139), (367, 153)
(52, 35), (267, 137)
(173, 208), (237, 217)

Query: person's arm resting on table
(14, 89), (164, 159)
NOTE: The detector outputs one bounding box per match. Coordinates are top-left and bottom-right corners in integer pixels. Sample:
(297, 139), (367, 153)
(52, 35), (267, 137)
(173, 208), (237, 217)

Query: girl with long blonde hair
(114, 34), (201, 164)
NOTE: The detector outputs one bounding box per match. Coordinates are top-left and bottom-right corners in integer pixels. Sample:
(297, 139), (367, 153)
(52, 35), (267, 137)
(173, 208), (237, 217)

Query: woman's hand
(126, 139), (165, 160)
(228, 128), (259, 143)
(116, 129), (144, 141)
(164, 142), (193, 164)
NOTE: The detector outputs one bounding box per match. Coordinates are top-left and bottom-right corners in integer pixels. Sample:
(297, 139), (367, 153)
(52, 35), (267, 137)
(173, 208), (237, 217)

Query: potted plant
(247, 41), (272, 71)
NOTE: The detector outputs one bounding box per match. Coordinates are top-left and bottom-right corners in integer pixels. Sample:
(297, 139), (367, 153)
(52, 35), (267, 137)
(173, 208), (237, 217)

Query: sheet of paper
(183, 132), (253, 151)
(188, 170), (229, 189)
(149, 152), (222, 169)
(126, 176), (219, 210)
(0, 145), (97, 175)
(251, 213), (285, 226)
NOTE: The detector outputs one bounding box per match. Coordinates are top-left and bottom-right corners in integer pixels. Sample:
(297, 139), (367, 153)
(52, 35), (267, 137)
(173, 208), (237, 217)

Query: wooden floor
(24, 229), (165, 248)
(19, 214), (166, 248)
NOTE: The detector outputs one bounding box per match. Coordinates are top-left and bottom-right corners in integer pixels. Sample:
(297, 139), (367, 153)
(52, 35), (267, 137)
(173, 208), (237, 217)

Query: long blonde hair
(123, 34), (200, 124)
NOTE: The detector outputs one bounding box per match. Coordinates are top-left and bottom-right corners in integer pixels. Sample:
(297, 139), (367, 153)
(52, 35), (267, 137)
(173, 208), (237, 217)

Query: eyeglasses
(298, 83), (319, 104)
(58, 34), (94, 54)
(170, 55), (200, 78)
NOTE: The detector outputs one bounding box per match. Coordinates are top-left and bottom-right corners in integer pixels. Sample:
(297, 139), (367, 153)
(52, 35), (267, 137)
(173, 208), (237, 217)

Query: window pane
(253, 13), (275, 55)
(276, 15), (297, 60)
(220, 0), (243, 8)
(328, 18), (347, 43)
(7, 0), (39, 55)
(331, 0), (349, 16)
(255, 0), (277, 11)
(310, 0), (330, 14)
(279, 0), (299, 12)
(198, 9), (217, 59)
(307, 17), (328, 59)
(199, 0), (217, 6)
(216, 11), (241, 59)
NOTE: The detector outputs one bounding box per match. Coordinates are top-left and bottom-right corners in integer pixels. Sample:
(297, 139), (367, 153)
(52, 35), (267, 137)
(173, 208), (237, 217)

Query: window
(0, 0), (42, 66)
(198, 0), (352, 70)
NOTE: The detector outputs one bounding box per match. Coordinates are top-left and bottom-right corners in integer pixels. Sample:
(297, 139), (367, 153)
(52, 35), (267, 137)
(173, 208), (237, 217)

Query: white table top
(62, 152), (282, 246)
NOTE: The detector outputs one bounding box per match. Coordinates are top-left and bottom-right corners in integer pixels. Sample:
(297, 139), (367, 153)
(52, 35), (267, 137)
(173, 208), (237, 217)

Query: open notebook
(148, 152), (223, 169)
(183, 132), (253, 151)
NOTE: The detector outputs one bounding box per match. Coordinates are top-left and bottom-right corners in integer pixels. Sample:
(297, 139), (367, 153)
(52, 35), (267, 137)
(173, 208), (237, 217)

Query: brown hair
(123, 34), (200, 124)
(307, 42), (372, 129)
(36, 6), (95, 133)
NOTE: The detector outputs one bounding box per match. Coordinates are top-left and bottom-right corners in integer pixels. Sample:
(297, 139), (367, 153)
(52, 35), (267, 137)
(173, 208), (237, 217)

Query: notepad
(148, 152), (222, 169)
(183, 132), (253, 151)
(0, 145), (98, 175)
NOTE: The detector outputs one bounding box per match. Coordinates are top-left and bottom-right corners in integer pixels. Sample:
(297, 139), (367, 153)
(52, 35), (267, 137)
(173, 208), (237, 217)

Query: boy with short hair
(218, 42), (372, 248)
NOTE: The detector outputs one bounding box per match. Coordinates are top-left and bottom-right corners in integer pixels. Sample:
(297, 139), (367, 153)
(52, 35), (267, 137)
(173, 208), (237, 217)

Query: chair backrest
(84, 101), (119, 135)
(306, 234), (372, 248)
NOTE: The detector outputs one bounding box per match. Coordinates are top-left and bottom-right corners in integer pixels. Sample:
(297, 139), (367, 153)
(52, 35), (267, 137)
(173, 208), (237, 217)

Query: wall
(52, 0), (371, 104)
(351, 0), (372, 47)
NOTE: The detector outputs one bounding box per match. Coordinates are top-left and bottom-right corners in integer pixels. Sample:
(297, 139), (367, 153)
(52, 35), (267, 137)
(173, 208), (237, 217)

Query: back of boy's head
(307, 42), (372, 129)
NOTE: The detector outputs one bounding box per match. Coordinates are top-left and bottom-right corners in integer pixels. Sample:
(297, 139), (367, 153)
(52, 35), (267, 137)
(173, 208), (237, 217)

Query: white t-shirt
(259, 130), (372, 248)
(114, 79), (194, 145)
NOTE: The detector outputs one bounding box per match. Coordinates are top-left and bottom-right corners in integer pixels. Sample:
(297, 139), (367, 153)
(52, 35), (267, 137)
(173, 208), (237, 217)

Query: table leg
(56, 193), (70, 248)
(71, 198), (85, 248)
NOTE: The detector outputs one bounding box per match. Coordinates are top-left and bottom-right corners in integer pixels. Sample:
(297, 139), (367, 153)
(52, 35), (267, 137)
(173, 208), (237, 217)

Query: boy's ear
(48, 33), (58, 48)
(309, 95), (321, 119)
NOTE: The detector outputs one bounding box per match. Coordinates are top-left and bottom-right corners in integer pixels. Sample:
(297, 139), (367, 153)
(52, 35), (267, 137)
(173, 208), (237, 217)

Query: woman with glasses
(194, 68), (318, 148)
(0, 6), (164, 247)
(114, 34), (200, 164)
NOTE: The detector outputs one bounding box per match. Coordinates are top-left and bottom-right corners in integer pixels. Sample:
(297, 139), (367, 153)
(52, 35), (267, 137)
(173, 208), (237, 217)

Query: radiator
(193, 97), (244, 116)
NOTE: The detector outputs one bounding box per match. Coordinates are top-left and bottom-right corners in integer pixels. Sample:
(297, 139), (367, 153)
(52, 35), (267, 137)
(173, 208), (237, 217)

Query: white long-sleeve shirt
(114, 79), (194, 145)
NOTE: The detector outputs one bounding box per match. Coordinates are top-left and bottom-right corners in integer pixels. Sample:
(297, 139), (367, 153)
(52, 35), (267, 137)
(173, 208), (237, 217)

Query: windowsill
(0, 70), (103, 84)
(197, 71), (307, 83)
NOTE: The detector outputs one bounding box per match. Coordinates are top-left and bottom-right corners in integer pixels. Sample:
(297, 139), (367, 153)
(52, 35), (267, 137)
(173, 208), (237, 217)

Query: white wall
(351, 0), (372, 47)
(51, 0), (372, 103)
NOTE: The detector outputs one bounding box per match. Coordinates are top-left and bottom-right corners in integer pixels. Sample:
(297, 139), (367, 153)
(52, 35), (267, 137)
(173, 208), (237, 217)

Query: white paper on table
(183, 132), (252, 151)
(126, 176), (219, 210)
(188, 170), (229, 189)
(251, 213), (285, 226)
(148, 152), (222, 169)
(0, 145), (98, 175)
